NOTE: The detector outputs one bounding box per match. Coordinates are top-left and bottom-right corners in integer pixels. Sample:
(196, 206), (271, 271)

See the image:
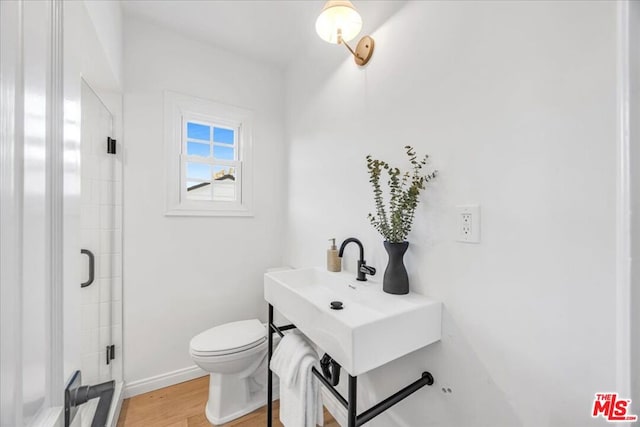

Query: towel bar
(267, 304), (434, 427)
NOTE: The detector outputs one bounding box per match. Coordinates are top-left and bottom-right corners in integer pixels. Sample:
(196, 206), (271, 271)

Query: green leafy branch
(366, 146), (437, 243)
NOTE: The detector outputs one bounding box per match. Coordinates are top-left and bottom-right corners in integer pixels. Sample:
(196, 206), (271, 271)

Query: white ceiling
(121, 0), (407, 68)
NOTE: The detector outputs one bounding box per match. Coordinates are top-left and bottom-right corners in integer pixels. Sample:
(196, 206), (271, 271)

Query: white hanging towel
(270, 331), (324, 427)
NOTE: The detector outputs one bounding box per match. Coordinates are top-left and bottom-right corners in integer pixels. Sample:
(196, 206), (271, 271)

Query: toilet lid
(190, 319), (267, 356)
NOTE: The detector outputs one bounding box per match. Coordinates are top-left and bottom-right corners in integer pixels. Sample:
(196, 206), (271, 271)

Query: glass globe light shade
(315, 0), (363, 44)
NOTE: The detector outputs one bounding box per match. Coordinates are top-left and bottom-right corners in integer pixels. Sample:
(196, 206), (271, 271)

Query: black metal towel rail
(267, 304), (434, 427)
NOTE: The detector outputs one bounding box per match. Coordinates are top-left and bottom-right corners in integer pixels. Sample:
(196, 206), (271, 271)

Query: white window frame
(164, 91), (254, 216)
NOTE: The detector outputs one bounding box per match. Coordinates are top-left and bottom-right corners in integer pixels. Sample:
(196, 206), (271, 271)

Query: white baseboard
(123, 365), (207, 398)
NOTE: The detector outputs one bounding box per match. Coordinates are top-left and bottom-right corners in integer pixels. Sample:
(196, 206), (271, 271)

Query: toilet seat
(190, 319), (267, 357)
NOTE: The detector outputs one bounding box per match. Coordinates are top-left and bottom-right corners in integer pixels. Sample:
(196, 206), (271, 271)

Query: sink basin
(264, 267), (442, 376)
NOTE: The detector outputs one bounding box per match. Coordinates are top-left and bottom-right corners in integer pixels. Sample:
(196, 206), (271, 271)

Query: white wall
(284, 1), (618, 426)
(122, 16), (285, 388)
(83, 0), (123, 88)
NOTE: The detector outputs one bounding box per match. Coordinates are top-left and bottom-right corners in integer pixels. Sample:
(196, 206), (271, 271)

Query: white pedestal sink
(264, 267), (442, 376)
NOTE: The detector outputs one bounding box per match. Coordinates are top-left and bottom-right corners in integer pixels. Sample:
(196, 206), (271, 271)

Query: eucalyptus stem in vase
(366, 146), (437, 294)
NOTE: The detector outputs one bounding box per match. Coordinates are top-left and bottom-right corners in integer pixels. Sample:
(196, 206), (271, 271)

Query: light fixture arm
(337, 32), (374, 66)
(339, 37), (357, 57)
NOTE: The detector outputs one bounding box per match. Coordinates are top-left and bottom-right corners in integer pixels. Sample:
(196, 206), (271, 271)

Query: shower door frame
(1, 1), (125, 426)
(0, 0), (66, 425)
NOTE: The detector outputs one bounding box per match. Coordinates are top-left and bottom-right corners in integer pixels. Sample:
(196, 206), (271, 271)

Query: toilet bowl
(189, 319), (278, 425)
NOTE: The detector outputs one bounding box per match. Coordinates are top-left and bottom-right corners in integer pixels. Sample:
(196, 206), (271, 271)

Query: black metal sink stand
(267, 304), (435, 427)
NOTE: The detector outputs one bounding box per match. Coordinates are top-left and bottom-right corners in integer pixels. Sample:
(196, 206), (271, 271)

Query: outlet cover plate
(456, 205), (480, 243)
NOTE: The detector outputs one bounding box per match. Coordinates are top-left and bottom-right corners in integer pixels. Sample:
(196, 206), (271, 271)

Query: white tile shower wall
(80, 81), (123, 386)
(284, 2), (618, 427)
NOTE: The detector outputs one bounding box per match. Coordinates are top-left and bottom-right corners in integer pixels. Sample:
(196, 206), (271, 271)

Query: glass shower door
(79, 80), (122, 391)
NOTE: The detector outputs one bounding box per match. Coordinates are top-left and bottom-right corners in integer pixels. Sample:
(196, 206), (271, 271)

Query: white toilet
(189, 319), (278, 425)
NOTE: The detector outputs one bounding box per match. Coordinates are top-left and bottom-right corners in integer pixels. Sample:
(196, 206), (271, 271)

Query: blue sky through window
(187, 122), (210, 141)
(187, 142), (210, 157)
(213, 127), (234, 144)
(214, 145), (234, 160)
(186, 163), (211, 181)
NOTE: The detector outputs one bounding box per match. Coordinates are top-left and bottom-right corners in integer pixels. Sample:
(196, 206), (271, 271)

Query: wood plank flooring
(117, 376), (340, 427)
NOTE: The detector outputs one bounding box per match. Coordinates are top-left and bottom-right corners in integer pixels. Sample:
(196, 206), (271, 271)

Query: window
(165, 91), (253, 216)
(183, 119), (239, 202)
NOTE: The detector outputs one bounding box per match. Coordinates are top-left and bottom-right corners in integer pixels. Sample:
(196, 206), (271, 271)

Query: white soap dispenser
(327, 238), (342, 272)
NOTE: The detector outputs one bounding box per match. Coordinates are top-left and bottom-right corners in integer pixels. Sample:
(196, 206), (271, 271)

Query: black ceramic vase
(383, 241), (409, 295)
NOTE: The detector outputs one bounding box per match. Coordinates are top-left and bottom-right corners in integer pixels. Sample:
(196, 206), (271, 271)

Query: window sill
(165, 207), (254, 217)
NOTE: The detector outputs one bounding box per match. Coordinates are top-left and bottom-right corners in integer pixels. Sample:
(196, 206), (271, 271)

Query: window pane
(186, 181), (212, 200)
(213, 127), (234, 144)
(213, 145), (234, 160)
(186, 162), (211, 181)
(187, 122), (210, 141)
(212, 166), (236, 202)
(187, 141), (210, 157)
(212, 165), (235, 181)
(213, 184), (235, 202)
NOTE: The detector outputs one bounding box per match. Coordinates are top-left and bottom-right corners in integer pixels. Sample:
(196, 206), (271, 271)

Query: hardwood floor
(117, 376), (340, 427)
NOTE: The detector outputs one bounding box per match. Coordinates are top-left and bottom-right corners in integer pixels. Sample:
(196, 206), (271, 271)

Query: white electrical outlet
(456, 205), (480, 243)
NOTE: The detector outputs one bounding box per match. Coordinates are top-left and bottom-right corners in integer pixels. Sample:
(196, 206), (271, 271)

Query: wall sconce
(315, 0), (374, 66)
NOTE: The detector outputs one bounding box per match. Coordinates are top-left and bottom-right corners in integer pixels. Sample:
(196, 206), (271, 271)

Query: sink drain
(330, 301), (343, 310)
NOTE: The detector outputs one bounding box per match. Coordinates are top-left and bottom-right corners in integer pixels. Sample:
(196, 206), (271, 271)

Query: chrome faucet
(338, 237), (376, 281)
